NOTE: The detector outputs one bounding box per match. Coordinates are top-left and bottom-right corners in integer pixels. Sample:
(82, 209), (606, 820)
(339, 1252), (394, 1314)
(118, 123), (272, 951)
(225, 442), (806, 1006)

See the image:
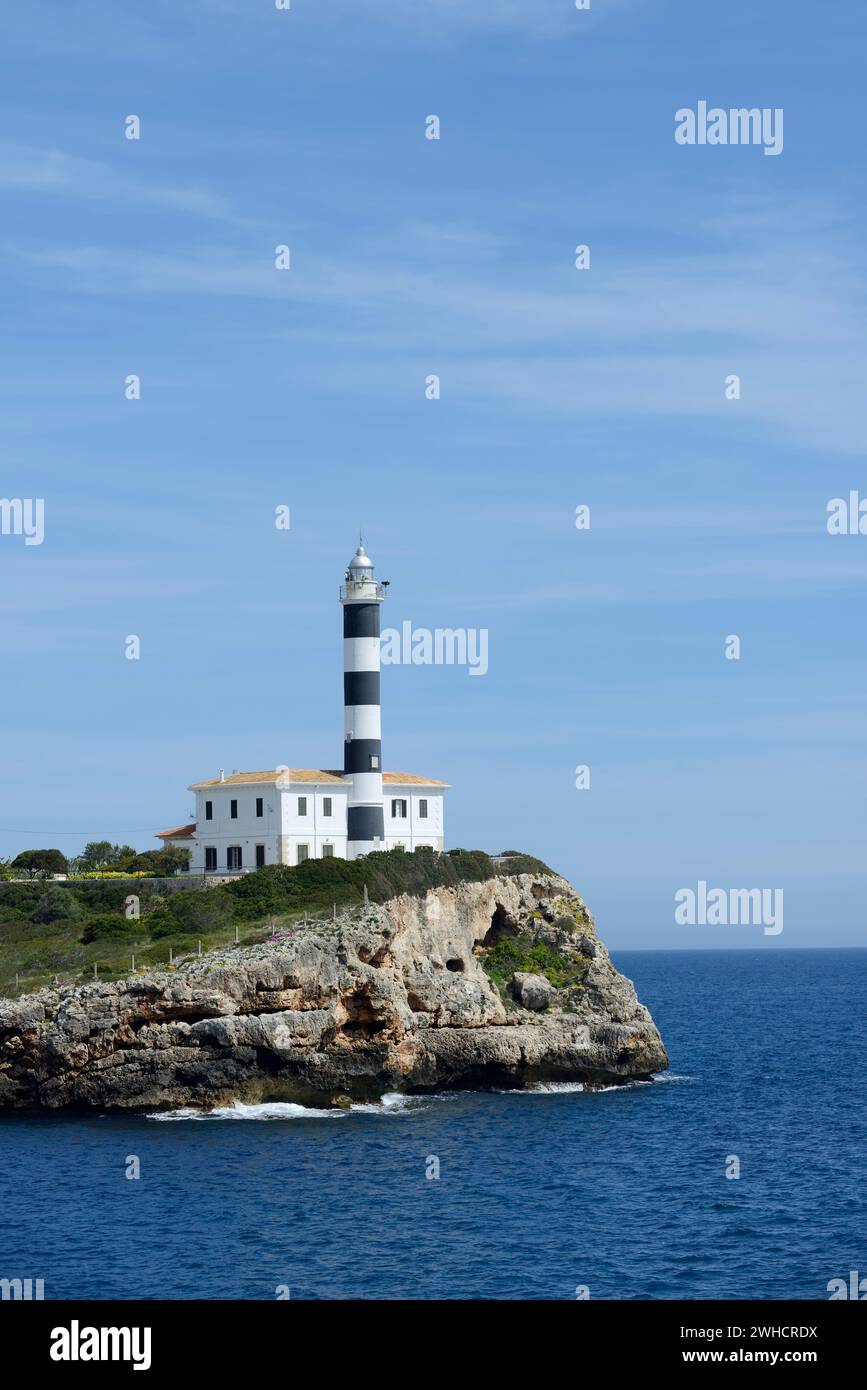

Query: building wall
(187, 781), (445, 872)
(278, 785), (349, 863)
(190, 783), (282, 873)
(383, 787), (444, 850)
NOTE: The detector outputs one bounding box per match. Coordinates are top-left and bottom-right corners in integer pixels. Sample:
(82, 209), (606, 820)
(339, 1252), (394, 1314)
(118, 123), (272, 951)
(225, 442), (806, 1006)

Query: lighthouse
(166, 537), (448, 870)
(340, 540), (387, 858)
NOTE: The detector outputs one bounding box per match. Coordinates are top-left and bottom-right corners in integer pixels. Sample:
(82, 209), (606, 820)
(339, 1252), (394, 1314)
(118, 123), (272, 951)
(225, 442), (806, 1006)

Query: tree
(73, 842), (136, 872)
(11, 849), (69, 879)
(126, 847), (191, 876)
(159, 846), (191, 875)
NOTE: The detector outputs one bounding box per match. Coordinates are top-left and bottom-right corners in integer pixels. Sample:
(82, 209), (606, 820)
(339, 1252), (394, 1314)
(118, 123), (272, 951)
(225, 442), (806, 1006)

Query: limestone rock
(512, 972), (555, 1011)
(0, 872), (668, 1110)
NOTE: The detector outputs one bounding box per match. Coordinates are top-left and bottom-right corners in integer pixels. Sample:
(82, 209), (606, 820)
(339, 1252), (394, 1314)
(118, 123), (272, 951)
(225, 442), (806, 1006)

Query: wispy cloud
(457, 553), (867, 610)
(5, 193), (867, 450)
(0, 142), (238, 223)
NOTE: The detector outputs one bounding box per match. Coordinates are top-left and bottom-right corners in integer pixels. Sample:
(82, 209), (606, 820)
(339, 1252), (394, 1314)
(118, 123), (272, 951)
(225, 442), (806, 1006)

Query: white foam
(147, 1092), (425, 1122)
(146, 1076), (692, 1122)
(504, 1073), (693, 1096)
(525, 1082), (586, 1094)
(349, 1091), (418, 1114)
(148, 1100), (342, 1122)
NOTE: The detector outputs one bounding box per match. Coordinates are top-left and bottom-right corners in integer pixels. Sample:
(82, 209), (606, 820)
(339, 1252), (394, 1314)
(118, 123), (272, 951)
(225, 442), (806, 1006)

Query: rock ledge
(0, 873), (668, 1111)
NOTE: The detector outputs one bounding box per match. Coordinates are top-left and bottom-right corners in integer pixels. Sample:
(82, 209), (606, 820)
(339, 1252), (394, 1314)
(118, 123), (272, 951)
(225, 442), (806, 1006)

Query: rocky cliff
(0, 872), (667, 1110)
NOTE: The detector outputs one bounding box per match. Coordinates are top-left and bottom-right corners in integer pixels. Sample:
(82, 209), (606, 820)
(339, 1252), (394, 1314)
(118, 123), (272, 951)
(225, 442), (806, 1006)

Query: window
(391, 799), (407, 819)
(256, 797), (264, 818)
(230, 799), (238, 819)
(227, 846), (242, 870)
(419, 799), (428, 819)
(255, 844), (265, 868)
(297, 844), (309, 864)
(322, 844), (334, 858)
(323, 797), (332, 817)
(370, 754), (379, 770)
(205, 847), (217, 871)
(205, 800), (213, 821)
(298, 796), (307, 816)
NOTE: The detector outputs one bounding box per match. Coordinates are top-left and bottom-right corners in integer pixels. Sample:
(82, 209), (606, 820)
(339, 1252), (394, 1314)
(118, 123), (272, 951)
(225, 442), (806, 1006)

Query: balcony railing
(339, 580), (386, 601)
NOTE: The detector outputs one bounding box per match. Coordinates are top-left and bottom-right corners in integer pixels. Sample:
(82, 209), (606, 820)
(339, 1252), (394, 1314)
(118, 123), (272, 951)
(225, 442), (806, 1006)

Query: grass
(482, 934), (590, 1000)
(0, 846), (555, 997)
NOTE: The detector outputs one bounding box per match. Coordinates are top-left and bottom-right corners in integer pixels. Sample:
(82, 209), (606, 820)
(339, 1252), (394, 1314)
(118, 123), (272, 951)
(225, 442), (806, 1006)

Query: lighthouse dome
(347, 544), (374, 574)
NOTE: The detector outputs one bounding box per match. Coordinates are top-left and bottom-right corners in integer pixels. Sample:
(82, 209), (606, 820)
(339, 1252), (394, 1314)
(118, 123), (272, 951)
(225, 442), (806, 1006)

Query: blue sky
(1, 0), (865, 948)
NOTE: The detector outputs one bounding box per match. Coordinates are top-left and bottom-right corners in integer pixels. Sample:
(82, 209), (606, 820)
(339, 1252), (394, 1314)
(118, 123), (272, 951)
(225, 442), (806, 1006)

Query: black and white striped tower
(341, 539), (387, 858)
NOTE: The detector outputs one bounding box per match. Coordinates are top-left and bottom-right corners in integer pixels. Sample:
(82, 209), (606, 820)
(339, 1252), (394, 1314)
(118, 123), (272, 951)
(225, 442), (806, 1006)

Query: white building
(156, 542), (449, 872)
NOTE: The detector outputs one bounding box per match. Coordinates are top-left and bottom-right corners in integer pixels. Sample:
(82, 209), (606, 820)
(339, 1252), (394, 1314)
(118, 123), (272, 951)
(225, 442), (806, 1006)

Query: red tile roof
(189, 769), (449, 788)
(156, 823), (196, 840)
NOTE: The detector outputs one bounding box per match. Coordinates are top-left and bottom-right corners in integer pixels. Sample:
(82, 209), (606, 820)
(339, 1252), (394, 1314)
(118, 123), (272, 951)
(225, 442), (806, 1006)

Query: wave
(519, 1082), (586, 1094)
(146, 1092), (422, 1122)
(148, 1101), (340, 1122)
(147, 1074), (693, 1121)
(346, 1092), (420, 1114)
(509, 1072), (693, 1096)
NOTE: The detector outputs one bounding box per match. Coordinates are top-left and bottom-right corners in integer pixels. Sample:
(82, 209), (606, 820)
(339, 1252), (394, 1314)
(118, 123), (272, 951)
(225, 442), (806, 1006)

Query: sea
(1, 949), (864, 1300)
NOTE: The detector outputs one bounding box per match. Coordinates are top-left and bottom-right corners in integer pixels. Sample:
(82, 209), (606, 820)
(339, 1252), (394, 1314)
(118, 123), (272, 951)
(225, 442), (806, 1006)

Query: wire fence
(0, 903), (354, 999)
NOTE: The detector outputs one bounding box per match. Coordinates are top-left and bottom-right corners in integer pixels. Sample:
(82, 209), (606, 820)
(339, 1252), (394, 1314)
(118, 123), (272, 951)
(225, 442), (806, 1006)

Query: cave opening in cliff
(482, 904), (517, 948)
(341, 986), (387, 1037)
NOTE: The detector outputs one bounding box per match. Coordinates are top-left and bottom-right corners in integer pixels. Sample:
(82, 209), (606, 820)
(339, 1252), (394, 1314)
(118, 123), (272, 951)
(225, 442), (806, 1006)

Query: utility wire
(0, 828), (182, 837)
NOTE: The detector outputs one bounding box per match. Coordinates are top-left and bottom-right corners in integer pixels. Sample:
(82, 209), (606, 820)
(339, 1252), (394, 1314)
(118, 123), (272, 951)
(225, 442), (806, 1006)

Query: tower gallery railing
(339, 581), (386, 601)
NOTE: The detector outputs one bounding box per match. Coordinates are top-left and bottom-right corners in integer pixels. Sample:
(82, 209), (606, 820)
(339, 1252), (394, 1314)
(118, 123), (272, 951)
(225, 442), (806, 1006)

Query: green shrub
(483, 932), (589, 994)
(31, 887), (83, 925)
(220, 846), (550, 921)
(495, 853), (554, 877)
(80, 914), (140, 944)
(166, 891), (233, 936)
(356, 846), (493, 902)
(147, 912), (185, 940)
(0, 882), (46, 919)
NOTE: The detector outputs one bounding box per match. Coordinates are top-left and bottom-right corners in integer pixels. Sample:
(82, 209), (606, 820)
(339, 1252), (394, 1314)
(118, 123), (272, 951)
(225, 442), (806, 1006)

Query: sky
(1, 0), (865, 948)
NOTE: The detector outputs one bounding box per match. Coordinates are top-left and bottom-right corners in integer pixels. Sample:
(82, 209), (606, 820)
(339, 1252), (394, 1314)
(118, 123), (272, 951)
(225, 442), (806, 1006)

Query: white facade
(383, 784), (444, 850)
(178, 772), (446, 874)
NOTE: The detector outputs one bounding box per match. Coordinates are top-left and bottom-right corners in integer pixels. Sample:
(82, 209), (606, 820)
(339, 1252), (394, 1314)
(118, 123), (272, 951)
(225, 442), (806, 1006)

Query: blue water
(1, 950), (864, 1300)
